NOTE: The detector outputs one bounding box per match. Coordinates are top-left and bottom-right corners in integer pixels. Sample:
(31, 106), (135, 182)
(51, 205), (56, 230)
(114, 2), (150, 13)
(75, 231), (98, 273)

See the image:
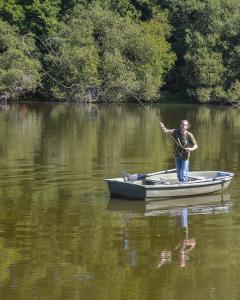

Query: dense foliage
(159, 0), (240, 103)
(44, 3), (175, 102)
(0, 0), (240, 103)
(0, 20), (41, 101)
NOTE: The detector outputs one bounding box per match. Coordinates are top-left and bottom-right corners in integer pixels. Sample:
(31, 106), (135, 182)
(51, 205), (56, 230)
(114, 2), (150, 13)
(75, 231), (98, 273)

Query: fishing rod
(124, 86), (187, 151)
(123, 86), (160, 121)
(22, 37), (186, 152)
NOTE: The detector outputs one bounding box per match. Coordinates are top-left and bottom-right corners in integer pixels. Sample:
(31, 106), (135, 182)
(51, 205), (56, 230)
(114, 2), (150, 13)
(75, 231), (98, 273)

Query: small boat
(105, 169), (234, 200)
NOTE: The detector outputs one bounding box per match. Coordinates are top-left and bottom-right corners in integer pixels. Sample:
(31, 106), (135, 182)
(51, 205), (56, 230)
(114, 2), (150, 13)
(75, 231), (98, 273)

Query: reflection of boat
(105, 169), (234, 200)
(107, 193), (232, 216)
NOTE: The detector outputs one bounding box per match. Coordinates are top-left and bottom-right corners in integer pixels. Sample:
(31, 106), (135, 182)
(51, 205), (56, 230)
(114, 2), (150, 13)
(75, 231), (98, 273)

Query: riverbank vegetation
(1, 0), (240, 104)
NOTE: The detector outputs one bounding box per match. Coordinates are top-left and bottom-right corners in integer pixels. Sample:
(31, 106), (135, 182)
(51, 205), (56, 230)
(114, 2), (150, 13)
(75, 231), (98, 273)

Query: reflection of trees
(1, 102), (238, 188)
(0, 237), (20, 285)
(0, 103), (238, 298)
(192, 106), (240, 172)
(159, 104), (240, 172)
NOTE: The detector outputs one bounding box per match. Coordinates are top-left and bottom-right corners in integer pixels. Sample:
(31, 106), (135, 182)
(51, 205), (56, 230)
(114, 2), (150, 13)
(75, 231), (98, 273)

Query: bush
(44, 3), (175, 102)
(0, 20), (41, 101)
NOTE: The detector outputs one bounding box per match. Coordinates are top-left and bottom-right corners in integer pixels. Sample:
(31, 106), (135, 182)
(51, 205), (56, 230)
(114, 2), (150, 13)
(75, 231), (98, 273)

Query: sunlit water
(0, 102), (239, 300)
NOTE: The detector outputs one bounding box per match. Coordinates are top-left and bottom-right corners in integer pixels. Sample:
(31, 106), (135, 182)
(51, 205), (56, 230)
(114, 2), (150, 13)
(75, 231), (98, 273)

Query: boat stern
(105, 179), (146, 200)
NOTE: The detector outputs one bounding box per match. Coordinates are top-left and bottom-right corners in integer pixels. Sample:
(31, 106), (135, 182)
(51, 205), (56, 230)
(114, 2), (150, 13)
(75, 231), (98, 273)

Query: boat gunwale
(105, 172), (234, 190)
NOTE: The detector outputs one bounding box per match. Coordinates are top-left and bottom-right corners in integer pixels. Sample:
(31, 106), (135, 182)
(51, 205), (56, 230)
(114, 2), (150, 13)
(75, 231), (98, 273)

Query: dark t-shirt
(171, 129), (197, 160)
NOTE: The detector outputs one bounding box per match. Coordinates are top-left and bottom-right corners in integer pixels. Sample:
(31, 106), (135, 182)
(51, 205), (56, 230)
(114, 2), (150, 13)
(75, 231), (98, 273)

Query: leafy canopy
(0, 20), (41, 100)
(44, 3), (175, 102)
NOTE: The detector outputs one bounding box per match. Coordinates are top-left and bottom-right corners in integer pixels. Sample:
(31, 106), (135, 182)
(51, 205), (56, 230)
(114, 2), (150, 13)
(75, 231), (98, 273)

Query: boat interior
(121, 171), (233, 186)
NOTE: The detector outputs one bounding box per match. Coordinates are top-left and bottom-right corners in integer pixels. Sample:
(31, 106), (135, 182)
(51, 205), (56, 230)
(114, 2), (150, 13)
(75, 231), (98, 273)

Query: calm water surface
(0, 102), (239, 300)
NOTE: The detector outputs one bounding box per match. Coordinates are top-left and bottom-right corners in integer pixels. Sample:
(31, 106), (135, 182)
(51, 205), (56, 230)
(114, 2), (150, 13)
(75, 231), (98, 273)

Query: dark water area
(0, 102), (239, 300)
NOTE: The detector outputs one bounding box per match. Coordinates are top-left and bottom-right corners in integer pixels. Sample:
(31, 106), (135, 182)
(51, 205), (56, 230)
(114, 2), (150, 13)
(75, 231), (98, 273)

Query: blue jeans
(175, 159), (189, 182)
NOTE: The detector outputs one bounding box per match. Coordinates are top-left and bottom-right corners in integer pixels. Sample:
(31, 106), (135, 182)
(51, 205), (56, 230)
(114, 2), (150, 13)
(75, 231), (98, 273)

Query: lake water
(0, 102), (239, 300)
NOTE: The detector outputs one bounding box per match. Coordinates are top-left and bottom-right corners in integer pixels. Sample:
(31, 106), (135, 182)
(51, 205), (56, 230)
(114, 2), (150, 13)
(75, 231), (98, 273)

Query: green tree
(60, 0), (155, 19)
(159, 0), (240, 103)
(0, 0), (61, 37)
(0, 0), (25, 25)
(23, 0), (61, 36)
(0, 20), (42, 100)
(184, 32), (226, 102)
(44, 3), (175, 102)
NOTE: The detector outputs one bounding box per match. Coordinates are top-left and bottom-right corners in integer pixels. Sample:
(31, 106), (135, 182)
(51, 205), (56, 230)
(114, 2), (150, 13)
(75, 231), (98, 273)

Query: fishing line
(123, 86), (188, 161)
(22, 33), (108, 92)
(23, 34), (160, 117)
(123, 85), (161, 121)
(22, 33), (186, 153)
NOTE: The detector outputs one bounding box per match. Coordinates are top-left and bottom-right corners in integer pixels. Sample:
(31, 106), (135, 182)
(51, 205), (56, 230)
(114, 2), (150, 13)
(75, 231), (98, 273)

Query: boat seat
(188, 176), (206, 181)
(144, 178), (170, 185)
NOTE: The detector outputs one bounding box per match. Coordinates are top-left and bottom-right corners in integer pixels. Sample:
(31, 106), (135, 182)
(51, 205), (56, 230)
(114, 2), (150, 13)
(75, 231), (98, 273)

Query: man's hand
(185, 145), (198, 152)
(160, 122), (167, 133)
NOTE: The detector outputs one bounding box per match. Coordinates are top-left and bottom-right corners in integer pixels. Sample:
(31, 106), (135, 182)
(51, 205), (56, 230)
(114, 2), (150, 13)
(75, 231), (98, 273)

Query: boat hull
(105, 170), (234, 200)
(106, 180), (147, 200)
(145, 180), (231, 198)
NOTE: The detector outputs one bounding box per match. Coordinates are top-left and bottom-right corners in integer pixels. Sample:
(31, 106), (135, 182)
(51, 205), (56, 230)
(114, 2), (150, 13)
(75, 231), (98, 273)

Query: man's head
(180, 120), (190, 132)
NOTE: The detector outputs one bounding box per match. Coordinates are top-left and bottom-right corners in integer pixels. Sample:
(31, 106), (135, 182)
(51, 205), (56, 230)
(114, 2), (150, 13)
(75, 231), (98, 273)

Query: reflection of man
(178, 238), (196, 268)
(123, 230), (137, 268)
(157, 208), (196, 269)
(177, 208), (196, 268)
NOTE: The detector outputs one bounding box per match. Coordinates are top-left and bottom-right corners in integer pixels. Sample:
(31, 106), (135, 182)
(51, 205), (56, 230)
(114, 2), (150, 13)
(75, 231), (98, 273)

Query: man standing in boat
(160, 120), (198, 182)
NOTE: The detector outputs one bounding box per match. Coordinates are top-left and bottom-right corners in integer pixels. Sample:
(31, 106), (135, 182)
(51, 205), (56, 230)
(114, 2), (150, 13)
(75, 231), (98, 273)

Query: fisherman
(160, 120), (198, 182)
